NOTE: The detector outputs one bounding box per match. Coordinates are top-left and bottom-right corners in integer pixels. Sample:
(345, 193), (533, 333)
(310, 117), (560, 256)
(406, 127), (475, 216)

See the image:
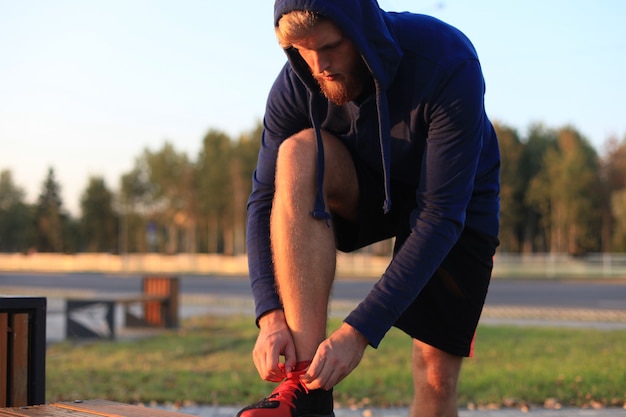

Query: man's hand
(253, 309), (296, 382)
(301, 322), (368, 390)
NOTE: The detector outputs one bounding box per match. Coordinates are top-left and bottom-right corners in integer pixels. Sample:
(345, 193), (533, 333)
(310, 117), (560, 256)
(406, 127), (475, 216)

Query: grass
(46, 315), (626, 409)
(458, 326), (626, 408)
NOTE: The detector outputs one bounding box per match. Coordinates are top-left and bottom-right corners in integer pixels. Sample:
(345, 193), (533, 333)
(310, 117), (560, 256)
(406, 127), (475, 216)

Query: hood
(274, 0), (403, 219)
(274, 0), (402, 90)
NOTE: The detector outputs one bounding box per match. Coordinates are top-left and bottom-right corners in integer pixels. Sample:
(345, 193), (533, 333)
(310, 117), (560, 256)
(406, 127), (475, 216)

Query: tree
(144, 143), (195, 254)
(230, 122), (262, 255)
(522, 124), (558, 252)
(80, 176), (118, 252)
(494, 122), (525, 252)
(119, 143), (195, 253)
(0, 170), (34, 252)
(611, 190), (626, 251)
(196, 129), (234, 253)
(34, 167), (65, 252)
(0, 170), (25, 208)
(528, 127), (602, 254)
(119, 166), (152, 253)
(602, 134), (626, 251)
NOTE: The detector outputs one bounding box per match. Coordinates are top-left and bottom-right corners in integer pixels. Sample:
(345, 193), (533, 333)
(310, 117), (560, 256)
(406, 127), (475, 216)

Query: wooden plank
(143, 278), (166, 326)
(0, 298), (46, 407)
(0, 400), (197, 416)
(9, 314), (29, 407)
(0, 313), (8, 407)
(0, 411), (24, 416)
(143, 277), (179, 328)
(54, 399), (197, 416)
(0, 409), (32, 417)
(0, 405), (95, 416)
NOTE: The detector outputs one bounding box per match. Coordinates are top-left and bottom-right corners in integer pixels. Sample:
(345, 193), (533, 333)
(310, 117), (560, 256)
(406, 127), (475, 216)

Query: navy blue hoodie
(246, 0), (500, 348)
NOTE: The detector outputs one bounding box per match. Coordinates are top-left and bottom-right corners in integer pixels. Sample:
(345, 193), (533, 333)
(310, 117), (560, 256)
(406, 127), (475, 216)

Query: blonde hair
(275, 10), (326, 48)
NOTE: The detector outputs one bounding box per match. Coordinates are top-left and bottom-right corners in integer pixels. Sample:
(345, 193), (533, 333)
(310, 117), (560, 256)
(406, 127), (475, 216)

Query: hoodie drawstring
(308, 89), (392, 224)
(376, 87), (392, 214)
(309, 94), (332, 226)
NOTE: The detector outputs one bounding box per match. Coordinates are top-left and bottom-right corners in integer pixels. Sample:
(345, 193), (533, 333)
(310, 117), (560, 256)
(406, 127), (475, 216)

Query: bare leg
(410, 339), (463, 417)
(271, 129), (358, 362)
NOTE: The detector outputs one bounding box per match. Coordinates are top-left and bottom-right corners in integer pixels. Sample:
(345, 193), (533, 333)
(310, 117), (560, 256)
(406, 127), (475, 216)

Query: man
(240, 0), (500, 416)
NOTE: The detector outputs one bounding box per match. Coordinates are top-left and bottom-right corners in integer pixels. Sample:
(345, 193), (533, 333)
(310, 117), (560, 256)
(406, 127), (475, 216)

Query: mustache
(314, 72), (342, 81)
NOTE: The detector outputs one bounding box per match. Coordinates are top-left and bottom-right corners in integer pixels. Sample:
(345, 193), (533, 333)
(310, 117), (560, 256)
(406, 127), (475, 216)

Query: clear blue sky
(1, 0), (625, 215)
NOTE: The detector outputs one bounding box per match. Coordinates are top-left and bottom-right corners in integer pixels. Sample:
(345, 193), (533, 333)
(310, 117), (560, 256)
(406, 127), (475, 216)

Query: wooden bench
(66, 276), (179, 340)
(0, 296), (46, 408)
(133, 276), (179, 328)
(0, 399), (196, 416)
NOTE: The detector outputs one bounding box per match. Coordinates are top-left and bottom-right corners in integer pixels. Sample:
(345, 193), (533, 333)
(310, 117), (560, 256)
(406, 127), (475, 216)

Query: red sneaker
(236, 361), (334, 417)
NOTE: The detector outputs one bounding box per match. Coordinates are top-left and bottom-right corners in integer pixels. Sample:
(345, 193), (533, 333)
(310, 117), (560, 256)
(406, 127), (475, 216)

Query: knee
(274, 129), (318, 195)
(412, 341), (462, 407)
(419, 368), (459, 400)
(411, 369), (459, 417)
(275, 129), (357, 218)
(413, 356), (459, 396)
(276, 129), (317, 170)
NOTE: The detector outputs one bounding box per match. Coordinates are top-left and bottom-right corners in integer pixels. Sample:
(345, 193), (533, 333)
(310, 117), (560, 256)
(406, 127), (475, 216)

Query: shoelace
(267, 362), (311, 409)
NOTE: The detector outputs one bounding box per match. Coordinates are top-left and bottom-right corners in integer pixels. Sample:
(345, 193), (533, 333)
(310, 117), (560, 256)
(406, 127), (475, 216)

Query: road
(1, 272), (626, 311)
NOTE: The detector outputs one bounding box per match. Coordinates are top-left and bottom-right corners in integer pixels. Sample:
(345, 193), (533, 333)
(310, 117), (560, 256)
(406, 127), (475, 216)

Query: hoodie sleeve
(246, 64), (312, 321)
(344, 59), (489, 347)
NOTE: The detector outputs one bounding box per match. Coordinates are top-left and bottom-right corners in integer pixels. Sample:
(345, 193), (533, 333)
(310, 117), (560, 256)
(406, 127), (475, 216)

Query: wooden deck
(0, 399), (196, 416)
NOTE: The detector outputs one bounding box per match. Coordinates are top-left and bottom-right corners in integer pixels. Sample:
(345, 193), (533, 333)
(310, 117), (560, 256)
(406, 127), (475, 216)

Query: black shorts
(333, 159), (498, 357)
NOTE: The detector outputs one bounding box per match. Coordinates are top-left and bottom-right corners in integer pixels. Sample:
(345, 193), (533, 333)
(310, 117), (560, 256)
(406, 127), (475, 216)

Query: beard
(313, 59), (372, 106)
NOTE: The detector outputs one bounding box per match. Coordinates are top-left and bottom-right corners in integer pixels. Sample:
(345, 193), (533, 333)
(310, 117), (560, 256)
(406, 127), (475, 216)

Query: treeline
(498, 123), (626, 254)
(0, 124), (261, 255)
(1, 121), (626, 255)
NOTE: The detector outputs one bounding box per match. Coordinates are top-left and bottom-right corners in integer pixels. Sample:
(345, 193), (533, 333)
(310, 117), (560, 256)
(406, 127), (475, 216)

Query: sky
(1, 0), (625, 215)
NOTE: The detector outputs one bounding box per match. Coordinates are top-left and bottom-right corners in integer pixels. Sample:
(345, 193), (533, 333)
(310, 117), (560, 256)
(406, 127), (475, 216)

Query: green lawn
(46, 315), (626, 409)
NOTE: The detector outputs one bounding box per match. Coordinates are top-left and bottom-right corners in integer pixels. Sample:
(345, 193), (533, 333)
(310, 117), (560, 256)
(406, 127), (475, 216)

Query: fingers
(301, 323), (368, 390)
(252, 311), (296, 382)
(253, 350), (276, 381)
(253, 337), (290, 381)
(282, 338), (297, 373)
(302, 354), (335, 390)
(302, 346), (353, 390)
(254, 350), (285, 382)
(300, 343), (339, 390)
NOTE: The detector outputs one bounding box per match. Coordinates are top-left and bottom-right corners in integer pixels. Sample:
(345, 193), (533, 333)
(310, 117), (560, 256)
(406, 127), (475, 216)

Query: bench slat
(10, 314), (29, 407)
(0, 313), (7, 407)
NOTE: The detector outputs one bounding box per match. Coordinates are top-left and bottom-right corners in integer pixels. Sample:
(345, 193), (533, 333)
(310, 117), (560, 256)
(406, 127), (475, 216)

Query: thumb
(282, 340), (298, 372)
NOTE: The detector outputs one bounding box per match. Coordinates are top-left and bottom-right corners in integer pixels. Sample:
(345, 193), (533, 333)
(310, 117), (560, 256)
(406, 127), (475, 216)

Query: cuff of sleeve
(255, 300), (283, 327)
(255, 306), (283, 328)
(344, 303), (394, 349)
(343, 279), (407, 348)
